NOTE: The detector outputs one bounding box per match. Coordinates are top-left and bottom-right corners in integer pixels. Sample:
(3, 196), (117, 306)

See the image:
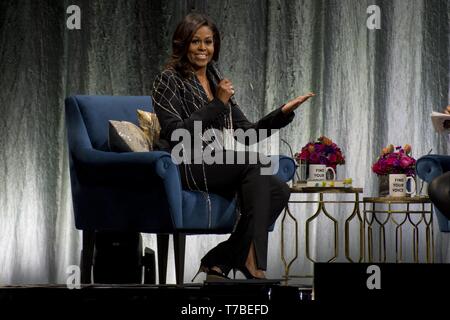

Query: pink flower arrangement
(371, 144), (416, 176)
(294, 136), (345, 169)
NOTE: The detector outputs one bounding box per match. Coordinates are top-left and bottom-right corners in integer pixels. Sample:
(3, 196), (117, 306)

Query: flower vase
(378, 175), (389, 197)
(294, 160), (308, 184)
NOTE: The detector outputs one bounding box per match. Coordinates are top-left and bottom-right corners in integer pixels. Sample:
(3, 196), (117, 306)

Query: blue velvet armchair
(416, 154), (450, 232)
(65, 95), (296, 284)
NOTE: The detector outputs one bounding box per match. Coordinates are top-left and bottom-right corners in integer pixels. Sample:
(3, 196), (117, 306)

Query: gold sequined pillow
(108, 120), (150, 152)
(137, 109), (161, 150)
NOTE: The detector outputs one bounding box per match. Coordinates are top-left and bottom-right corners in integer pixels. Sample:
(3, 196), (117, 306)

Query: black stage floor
(0, 281), (314, 316)
(2, 263), (448, 315)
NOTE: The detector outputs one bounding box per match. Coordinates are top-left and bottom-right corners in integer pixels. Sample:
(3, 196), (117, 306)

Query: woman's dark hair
(166, 13), (220, 77)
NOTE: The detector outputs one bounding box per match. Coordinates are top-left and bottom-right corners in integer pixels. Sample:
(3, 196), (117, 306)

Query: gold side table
(363, 196), (434, 263)
(281, 184), (364, 280)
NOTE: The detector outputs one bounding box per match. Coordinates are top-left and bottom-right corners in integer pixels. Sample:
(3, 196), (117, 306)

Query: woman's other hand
(281, 92), (315, 114)
(216, 79), (235, 105)
(443, 105), (450, 114)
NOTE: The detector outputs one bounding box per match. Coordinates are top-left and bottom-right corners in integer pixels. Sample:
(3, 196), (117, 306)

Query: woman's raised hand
(443, 105), (450, 114)
(216, 79), (235, 105)
(281, 92), (315, 114)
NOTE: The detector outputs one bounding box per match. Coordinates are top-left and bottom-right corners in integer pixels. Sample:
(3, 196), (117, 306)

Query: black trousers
(179, 150), (290, 271)
(428, 171), (450, 219)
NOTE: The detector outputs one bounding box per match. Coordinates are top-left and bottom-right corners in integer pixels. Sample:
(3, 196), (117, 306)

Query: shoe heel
(191, 265), (208, 282)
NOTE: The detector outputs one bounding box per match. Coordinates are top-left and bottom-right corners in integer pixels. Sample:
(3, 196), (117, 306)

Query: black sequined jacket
(151, 66), (295, 153)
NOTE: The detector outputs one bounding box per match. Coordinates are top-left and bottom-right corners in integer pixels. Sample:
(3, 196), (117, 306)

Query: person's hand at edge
(281, 92), (315, 114)
(443, 105), (450, 115)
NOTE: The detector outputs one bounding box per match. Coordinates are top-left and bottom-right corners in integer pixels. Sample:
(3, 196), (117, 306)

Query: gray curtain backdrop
(0, 0), (448, 284)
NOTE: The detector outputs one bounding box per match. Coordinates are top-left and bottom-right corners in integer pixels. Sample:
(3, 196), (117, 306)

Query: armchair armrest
(269, 155), (296, 182)
(416, 154), (450, 182)
(73, 148), (177, 184)
(416, 154), (450, 232)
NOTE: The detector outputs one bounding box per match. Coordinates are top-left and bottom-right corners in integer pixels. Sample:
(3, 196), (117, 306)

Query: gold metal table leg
(305, 193), (339, 263)
(345, 193), (363, 262)
(281, 204), (299, 281)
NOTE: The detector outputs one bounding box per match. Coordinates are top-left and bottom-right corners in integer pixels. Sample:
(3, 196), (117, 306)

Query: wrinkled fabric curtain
(0, 0), (448, 284)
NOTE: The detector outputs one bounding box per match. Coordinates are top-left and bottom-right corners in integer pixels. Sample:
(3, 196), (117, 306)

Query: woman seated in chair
(151, 13), (314, 280)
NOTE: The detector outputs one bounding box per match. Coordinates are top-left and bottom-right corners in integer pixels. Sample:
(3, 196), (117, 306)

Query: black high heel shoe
(191, 265), (208, 282)
(232, 266), (266, 280)
(206, 268), (231, 281)
(191, 265), (231, 282)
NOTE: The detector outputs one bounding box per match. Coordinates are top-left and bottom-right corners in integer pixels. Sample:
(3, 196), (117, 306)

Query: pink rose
(372, 162), (384, 175)
(309, 152), (320, 164)
(300, 150), (310, 160)
(315, 144), (325, 152)
(400, 157), (414, 168)
(386, 157), (397, 167)
(329, 154), (337, 164)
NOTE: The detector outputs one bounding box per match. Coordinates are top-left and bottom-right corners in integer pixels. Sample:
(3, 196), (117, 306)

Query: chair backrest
(66, 95), (153, 151)
(65, 95), (176, 232)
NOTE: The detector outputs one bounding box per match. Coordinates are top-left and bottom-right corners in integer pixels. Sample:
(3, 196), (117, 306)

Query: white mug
(389, 174), (416, 197)
(308, 164), (336, 181)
